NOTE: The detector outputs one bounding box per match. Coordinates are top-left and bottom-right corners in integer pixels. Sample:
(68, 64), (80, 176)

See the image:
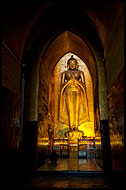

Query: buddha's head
(67, 55), (78, 70)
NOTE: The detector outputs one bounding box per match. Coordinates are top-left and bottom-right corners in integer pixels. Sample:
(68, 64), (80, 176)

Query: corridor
(2, 1), (124, 189)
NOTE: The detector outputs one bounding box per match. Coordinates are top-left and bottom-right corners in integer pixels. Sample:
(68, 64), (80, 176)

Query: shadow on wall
(107, 69), (124, 171)
(111, 141), (124, 171)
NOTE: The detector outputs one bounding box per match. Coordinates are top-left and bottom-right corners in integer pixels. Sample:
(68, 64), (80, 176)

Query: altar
(52, 137), (96, 158)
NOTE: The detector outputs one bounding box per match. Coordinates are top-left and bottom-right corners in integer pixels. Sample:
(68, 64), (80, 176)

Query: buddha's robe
(59, 78), (89, 130)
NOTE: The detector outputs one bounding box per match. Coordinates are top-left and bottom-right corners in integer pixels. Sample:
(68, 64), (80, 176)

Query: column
(18, 56), (40, 178)
(96, 56), (112, 172)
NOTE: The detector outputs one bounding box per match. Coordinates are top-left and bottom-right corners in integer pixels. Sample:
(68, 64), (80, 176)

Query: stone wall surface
(1, 87), (21, 150)
(107, 69), (124, 171)
(37, 77), (49, 141)
(2, 44), (21, 94)
(107, 69), (124, 141)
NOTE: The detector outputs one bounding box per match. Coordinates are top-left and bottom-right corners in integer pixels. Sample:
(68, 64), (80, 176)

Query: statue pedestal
(69, 142), (78, 157)
(65, 130), (84, 157)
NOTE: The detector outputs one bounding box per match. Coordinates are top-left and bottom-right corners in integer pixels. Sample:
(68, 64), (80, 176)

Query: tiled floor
(37, 158), (102, 171)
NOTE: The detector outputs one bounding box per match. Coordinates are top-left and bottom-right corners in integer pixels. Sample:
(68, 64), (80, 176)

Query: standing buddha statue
(59, 55), (89, 140)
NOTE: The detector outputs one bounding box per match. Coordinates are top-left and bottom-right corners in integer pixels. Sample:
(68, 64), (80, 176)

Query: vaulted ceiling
(2, 1), (124, 89)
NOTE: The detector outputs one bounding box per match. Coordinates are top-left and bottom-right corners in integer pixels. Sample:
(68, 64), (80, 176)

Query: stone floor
(21, 158), (111, 189)
(22, 176), (111, 189)
(21, 158), (125, 189)
(37, 158), (102, 172)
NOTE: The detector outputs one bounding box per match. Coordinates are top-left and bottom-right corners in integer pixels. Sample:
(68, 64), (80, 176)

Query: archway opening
(21, 28), (108, 172)
(49, 52), (95, 139)
(37, 52), (102, 171)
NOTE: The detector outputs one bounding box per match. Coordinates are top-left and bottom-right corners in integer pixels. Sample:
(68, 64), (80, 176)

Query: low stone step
(35, 170), (104, 177)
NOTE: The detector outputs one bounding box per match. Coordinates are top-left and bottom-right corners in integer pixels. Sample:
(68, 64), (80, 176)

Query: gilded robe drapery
(59, 78), (89, 129)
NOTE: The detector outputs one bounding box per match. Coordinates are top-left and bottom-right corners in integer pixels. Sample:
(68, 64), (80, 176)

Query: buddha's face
(68, 60), (77, 70)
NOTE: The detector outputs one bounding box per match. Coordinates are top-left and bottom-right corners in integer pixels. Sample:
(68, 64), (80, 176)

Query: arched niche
(48, 52), (95, 139)
(37, 31), (99, 144)
(22, 28), (111, 172)
(40, 31), (97, 95)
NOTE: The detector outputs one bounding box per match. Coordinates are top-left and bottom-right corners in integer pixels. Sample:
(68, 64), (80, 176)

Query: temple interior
(2, 1), (124, 189)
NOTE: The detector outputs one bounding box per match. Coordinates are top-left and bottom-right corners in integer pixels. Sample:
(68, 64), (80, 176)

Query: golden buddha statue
(59, 55), (89, 135)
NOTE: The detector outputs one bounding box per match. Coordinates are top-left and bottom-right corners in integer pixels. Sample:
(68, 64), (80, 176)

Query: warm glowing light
(37, 137), (49, 146)
(79, 121), (95, 137)
(49, 53), (95, 140)
(37, 142), (49, 146)
(59, 78), (89, 128)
